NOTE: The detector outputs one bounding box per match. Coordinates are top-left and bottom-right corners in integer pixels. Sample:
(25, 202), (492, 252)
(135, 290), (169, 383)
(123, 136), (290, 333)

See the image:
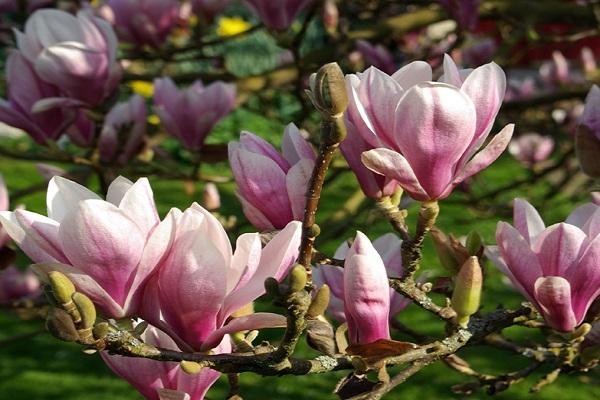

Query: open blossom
(229, 124), (316, 230)
(0, 265), (41, 303)
(102, 323), (230, 400)
(98, 94), (147, 165)
(0, 176), (165, 318)
(14, 9), (120, 107)
(141, 203), (302, 351)
(313, 233), (409, 324)
(242, 0), (314, 31)
(508, 133), (555, 167)
(0, 51), (94, 146)
(489, 199), (600, 332)
(348, 54), (513, 201)
(98, 0), (180, 48)
(153, 77), (236, 151)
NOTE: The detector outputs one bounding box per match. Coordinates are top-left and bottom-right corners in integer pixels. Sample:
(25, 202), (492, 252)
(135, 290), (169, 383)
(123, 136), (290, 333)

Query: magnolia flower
(242, 0), (314, 31)
(313, 233), (409, 324)
(98, 0), (181, 48)
(355, 40), (396, 75)
(141, 204), (302, 351)
(581, 84), (600, 139)
(0, 265), (41, 303)
(98, 94), (147, 165)
(0, 175), (10, 249)
(229, 124), (316, 230)
(508, 133), (555, 167)
(102, 323), (230, 400)
(153, 77), (236, 151)
(348, 54), (513, 201)
(341, 232), (390, 344)
(0, 51), (94, 146)
(0, 176), (165, 318)
(14, 9), (120, 107)
(489, 199), (600, 332)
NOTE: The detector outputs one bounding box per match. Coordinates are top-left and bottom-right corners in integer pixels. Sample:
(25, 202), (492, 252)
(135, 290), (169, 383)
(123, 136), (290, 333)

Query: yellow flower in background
(90, 0), (101, 6)
(148, 115), (161, 125)
(129, 81), (154, 98)
(217, 16), (251, 37)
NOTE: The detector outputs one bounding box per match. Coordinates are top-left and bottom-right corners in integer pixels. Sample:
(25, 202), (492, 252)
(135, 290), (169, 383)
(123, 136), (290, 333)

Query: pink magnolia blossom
(0, 51), (94, 146)
(355, 40), (396, 75)
(229, 124), (316, 230)
(153, 77), (236, 151)
(242, 0), (314, 31)
(0, 175), (10, 249)
(0, 176), (165, 319)
(489, 199), (600, 332)
(102, 323), (230, 400)
(98, 0), (180, 48)
(540, 51), (571, 86)
(313, 233), (409, 324)
(191, 0), (230, 20)
(349, 54), (513, 201)
(581, 47), (597, 76)
(99, 94), (147, 165)
(508, 133), (555, 167)
(342, 232), (391, 345)
(14, 9), (121, 107)
(0, 265), (41, 303)
(141, 203), (301, 351)
(581, 84), (600, 139)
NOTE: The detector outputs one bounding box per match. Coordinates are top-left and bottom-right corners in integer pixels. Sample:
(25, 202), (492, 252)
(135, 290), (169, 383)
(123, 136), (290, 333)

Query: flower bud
(430, 228), (461, 274)
(202, 183), (221, 210)
(46, 308), (80, 342)
(465, 231), (483, 257)
(289, 264), (308, 293)
(451, 256), (482, 328)
(308, 63), (349, 118)
(576, 125), (600, 178)
(48, 271), (75, 305)
(72, 292), (97, 330)
(180, 361), (203, 375)
(93, 322), (111, 340)
(322, 0), (339, 34)
(306, 318), (336, 356)
(307, 284), (331, 318)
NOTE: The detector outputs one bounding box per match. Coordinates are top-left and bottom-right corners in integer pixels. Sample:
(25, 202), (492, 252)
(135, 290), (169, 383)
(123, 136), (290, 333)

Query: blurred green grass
(0, 112), (599, 399)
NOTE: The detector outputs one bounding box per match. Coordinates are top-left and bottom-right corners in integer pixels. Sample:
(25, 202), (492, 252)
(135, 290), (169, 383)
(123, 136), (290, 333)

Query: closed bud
(465, 231), (483, 257)
(430, 228), (461, 274)
(48, 271), (75, 305)
(306, 318), (336, 356)
(576, 125), (600, 178)
(307, 284), (331, 318)
(72, 292), (96, 330)
(46, 308), (80, 342)
(308, 63), (349, 118)
(289, 264), (308, 293)
(265, 277), (281, 298)
(451, 257), (483, 328)
(202, 183), (221, 210)
(180, 361), (203, 375)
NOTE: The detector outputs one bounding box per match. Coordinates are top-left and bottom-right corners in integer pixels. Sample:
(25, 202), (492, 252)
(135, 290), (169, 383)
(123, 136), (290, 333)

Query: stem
(401, 201), (439, 279)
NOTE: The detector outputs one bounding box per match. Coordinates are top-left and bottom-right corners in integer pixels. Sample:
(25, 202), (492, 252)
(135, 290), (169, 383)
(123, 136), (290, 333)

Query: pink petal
(15, 209), (68, 263)
(190, 203), (232, 266)
(106, 176), (134, 205)
(534, 276), (577, 332)
(566, 203), (599, 230)
(286, 159), (313, 220)
(438, 54), (462, 87)
(235, 193), (275, 231)
(390, 61), (432, 89)
(534, 223), (587, 276)
(281, 123), (316, 163)
(117, 178), (160, 237)
(228, 233), (262, 295)
(565, 235), (600, 322)
(239, 131), (290, 171)
(361, 148), (429, 200)
(47, 176), (100, 223)
(512, 198), (545, 244)
(0, 211), (62, 264)
(200, 312), (286, 351)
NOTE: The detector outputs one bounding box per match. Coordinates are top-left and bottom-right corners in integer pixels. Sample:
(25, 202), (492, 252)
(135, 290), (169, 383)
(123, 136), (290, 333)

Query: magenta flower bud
(540, 51), (570, 86)
(0, 176), (166, 318)
(355, 40), (396, 75)
(343, 231), (391, 344)
(508, 133), (555, 167)
(242, 0), (314, 31)
(581, 85), (600, 139)
(350, 54), (513, 201)
(141, 203), (301, 351)
(202, 183), (220, 210)
(341, 118), (399, 199)
(14, 9), (121, 106)
(99, 94), (147, 165)
(102, 323), (231, 400)
(191, 0), (231, 20)
(314, 233), (409, 325)
(229, 124), (316, 230)
(490, 199), (600, 332)
(98, 0), (180, 48)
(153, 77), (236, 151)
(581, 47), (597, 75)
(322, 0), (338, 33)
(0, 265), (41, 303)
(0, 51), (94, 146)
(438, 0), (480, 30)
